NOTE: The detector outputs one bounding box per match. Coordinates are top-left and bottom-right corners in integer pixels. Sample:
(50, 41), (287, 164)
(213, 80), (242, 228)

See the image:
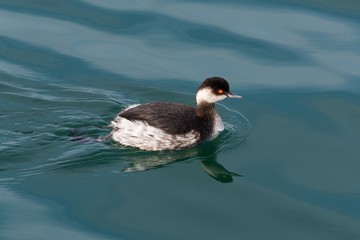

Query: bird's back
(119, 102), (201, 135)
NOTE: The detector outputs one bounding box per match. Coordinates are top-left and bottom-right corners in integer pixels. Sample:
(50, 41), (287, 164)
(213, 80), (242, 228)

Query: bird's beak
(226, 92), (242, 99)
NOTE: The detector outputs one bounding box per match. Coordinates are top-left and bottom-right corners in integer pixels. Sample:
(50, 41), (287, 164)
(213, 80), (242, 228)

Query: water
(1, 0), (360, 239)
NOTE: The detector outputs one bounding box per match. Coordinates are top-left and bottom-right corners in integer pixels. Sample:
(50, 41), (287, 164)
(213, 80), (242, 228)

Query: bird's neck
(195, 102), (216, 120)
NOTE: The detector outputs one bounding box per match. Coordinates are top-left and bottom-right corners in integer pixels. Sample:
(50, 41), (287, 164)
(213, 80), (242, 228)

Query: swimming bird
(111, 77), (242, 151)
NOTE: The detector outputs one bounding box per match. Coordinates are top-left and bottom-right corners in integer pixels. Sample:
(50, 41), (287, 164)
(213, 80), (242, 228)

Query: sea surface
(1, 0), (360, 239)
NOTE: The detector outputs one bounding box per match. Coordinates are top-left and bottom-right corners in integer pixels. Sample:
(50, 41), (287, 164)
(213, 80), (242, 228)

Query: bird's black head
(196, 77), (242, 104)
(198, 77), (230, 96)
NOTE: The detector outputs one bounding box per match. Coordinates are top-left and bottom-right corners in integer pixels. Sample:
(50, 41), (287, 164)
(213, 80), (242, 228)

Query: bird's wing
(119, 103), (200, 135)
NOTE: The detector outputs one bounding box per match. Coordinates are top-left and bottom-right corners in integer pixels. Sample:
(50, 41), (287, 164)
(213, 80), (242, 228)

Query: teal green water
(1, 0), (360, 239)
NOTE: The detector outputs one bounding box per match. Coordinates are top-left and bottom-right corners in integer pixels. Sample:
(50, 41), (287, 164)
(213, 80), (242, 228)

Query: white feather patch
(111, 116), (200, 151)
(122, 104), (140, 111)
(196, 88), (227, 104)
(212, 112), (224, 137)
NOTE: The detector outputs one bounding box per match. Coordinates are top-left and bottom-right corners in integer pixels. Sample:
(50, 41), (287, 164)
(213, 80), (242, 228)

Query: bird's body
(111, 77), (241, 151)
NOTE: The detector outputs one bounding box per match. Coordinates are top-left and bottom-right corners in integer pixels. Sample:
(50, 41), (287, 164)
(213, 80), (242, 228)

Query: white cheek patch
(196, 88), (227, 104)
(111, 117), (200, 151)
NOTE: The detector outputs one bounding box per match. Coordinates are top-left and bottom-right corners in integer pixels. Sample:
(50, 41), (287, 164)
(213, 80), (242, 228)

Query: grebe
(111, 77), (241, 151)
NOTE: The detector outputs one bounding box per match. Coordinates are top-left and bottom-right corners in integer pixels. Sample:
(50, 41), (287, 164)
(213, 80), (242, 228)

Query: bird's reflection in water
(122, 138), (242, 183)
(200, 158), (242, 183)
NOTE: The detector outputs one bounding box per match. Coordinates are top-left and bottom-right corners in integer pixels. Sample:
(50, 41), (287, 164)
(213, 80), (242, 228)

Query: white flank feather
(111, 116), (200, 151)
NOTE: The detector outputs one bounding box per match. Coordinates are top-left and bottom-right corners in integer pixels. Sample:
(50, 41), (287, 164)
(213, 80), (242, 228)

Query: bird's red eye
(218, 89), (224, 94)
